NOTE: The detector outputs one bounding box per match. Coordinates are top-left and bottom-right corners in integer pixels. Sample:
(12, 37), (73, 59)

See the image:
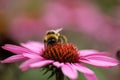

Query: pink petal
(19, 58), (41, 71)
(61, 63), (78, 80)
(86, 55), (118, 63)
(20, 41), (44, 54)
(2, 44), (29, 54)
(30, 60), (53, 68)
(72, 63), (97, 80)
(23, 53), (44, 59)
(53, 62), (63, 68)
(79, 50), (108, 57)
(84, 74), (97, 80)
(80, 55), (119, 68)
(72, 63), (94, 74)
(1, 55), (27, 63)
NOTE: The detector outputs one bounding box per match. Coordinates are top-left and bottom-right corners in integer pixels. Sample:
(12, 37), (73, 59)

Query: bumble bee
(44, 28), (67, 47)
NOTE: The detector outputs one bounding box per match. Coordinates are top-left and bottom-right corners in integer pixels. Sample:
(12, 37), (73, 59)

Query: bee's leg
(62, 35), (67, 43)
(44, 40), (47, 48)
(58, 35), (67, 44)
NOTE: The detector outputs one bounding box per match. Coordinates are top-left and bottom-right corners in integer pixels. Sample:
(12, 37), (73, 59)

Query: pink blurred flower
(1, 41), (118, 80)
(43, 1), (72, 28)
(43, 1), (102, 29)
(43, 0), (120, 48)
(75, 4), (120, 47)
(9, 15), (48, 41)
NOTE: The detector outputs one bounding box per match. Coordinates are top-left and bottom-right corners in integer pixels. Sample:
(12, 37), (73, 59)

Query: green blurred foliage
(95, 0), (118, 12)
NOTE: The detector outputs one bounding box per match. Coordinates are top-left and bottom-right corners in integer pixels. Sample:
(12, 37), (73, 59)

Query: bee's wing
(54, 28), (63, 34)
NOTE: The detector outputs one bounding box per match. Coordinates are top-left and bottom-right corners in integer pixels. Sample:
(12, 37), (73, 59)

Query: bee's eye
(47, 38), (57, 45)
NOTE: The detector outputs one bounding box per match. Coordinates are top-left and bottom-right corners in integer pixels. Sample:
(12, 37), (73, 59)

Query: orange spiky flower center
(42, 44), (80, 63)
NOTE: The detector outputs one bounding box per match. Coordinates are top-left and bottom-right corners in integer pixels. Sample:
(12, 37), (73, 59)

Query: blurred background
(0, 0), (120, 80)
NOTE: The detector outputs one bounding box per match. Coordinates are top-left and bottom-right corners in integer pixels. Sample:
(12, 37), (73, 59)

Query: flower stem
(56, 69), (64, 80)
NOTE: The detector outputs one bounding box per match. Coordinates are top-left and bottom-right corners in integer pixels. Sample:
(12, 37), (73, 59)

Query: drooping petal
(84, 74), (97, 80)
(20, 41), (44, 54)
(53, 61), (63, 68)
(79, 50), (108, 57)
(19, 58), (42, 71)
(30, 60), (53, 68)
(1, 55), (27, 63)
(72, 63), (97, 80)
(2, 44), (29, 54)
(72, 63), (94, 74)
(80, 55), (119, 68)
(61, 63), (78, 80)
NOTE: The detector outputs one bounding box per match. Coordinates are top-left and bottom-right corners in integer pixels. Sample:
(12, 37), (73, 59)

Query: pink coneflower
(1, 40), (118, 80)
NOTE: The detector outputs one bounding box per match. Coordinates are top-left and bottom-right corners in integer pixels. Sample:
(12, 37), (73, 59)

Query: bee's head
(46, 37), (57, 45)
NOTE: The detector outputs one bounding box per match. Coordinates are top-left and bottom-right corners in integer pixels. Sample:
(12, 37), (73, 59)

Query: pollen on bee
(42, 43), (80, 63)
